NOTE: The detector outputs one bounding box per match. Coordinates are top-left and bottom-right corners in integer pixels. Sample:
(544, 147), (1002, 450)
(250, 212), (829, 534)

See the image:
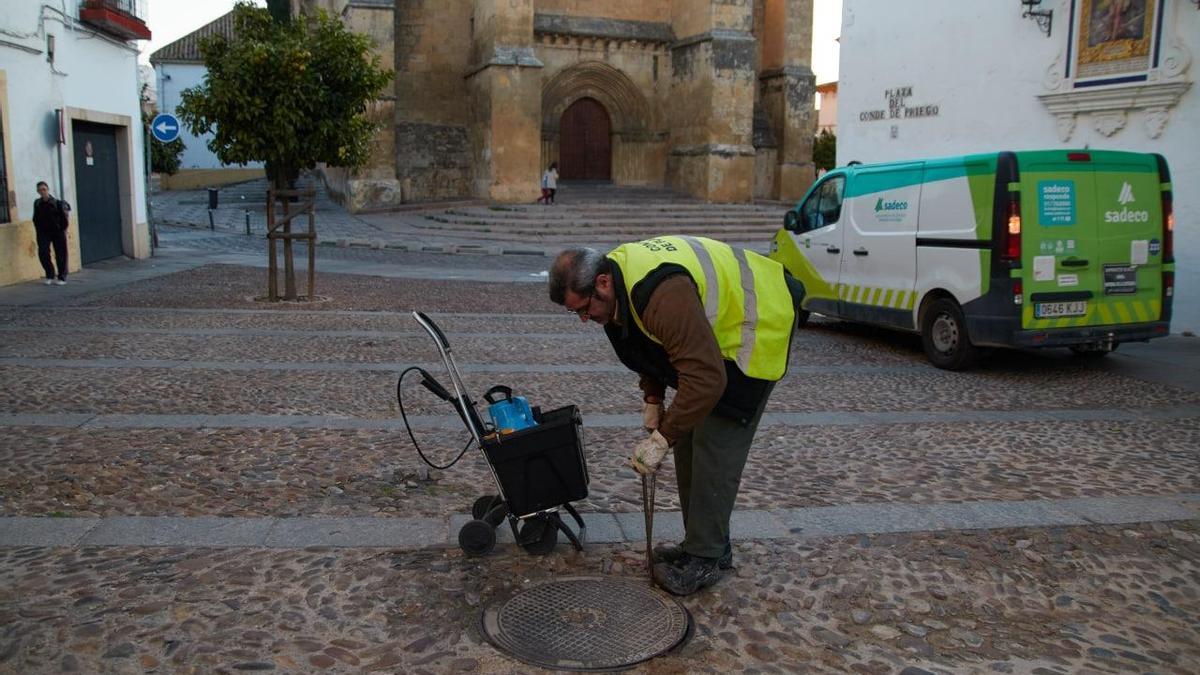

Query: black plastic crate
(482, 405), (588, 517)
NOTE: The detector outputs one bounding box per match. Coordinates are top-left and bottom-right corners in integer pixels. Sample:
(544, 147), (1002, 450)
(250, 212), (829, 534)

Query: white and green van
(770, 150), (1176, 369)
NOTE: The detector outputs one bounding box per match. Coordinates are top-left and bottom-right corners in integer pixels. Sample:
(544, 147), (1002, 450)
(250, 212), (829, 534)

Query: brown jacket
(629, 275), (726, 443)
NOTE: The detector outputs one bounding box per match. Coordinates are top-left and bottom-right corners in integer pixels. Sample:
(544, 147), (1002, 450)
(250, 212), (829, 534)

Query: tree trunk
(268, 164), (299, 300)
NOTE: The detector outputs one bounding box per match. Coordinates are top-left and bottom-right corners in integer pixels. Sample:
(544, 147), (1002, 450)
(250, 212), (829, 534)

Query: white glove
(642, 401), (664, 432)
(630, 430), (671, 475)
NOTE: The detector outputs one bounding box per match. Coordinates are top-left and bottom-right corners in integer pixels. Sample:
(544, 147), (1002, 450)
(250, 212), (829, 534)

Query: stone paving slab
(0, 517), (98, 547)
(615, 510), (685, 542)
(0, 494), (1132, 552)
(81, 516), (275, 547)
(262, 516), (445, 548)
(779, 503), (950, 537)
(14, 493), (1190, 550)
(1055, 495), (1200, 524)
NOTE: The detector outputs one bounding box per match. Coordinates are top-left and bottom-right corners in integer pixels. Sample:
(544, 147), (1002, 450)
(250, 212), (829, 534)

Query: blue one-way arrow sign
(150, 113), (181, 143)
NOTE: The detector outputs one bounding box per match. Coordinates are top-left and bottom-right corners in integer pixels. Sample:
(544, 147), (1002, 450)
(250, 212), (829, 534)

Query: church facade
(298, 1), (817, 210)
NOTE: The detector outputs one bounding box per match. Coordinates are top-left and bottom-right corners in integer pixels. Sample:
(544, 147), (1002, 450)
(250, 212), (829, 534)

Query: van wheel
(796, 309), (810, 329)
(921, 298), (978, 370)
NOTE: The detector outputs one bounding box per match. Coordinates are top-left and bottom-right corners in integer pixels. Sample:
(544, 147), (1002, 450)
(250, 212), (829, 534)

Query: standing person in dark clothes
(548, 237), (804, 595)
(32, 181), (71, 285)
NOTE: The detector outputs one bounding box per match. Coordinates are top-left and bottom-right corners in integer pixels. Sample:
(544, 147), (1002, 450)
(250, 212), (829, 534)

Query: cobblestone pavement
(2, 523), (1197, 674)
(2, 260), (1198, 673)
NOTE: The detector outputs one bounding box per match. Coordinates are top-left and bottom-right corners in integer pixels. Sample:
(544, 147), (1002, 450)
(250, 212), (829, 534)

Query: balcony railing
(79, 0), (152, 40)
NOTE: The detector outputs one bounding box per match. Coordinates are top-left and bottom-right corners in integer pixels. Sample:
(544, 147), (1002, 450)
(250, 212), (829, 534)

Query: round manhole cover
(480, 576), (692, 671)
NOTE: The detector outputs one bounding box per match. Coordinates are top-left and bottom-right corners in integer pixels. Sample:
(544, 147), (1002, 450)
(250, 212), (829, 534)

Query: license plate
(1035, 301), (1087, 318)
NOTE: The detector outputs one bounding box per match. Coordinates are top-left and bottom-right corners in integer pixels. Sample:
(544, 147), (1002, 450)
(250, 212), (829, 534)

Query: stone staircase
(407, 181), (790, 247)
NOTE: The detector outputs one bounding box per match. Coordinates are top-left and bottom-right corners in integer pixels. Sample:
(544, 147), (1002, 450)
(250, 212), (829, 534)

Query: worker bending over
(549, 236), (803, 595)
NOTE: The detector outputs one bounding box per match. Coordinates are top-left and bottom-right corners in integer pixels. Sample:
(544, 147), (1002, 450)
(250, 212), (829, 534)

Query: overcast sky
(140, 0), (841, 82)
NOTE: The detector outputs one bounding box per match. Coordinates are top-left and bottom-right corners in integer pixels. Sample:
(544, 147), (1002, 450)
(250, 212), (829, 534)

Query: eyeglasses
(564, 292), (594, 318)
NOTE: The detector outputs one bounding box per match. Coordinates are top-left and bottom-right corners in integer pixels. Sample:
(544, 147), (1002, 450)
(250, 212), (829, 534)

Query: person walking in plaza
(538, 162), (559, 205)
(32, 181), (71, 285)
(548, 237), (804, 595)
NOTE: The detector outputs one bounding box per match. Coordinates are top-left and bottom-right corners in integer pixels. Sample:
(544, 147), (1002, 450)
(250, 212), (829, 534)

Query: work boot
(652, 553), (724, 596)
(652, 541), (733, 570)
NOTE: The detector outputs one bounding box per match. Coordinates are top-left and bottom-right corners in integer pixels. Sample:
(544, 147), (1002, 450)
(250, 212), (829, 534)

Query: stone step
(493, 199), (779, 208)
(414, 216), (776, 236)
(406, 224), (776, 242)
(394, 229), (775, 244)
(433, 213), (781, 226)
(461, 208), (783, 220)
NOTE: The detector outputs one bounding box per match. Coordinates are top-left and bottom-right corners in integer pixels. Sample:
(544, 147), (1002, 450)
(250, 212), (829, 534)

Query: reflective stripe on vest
(606, 236), (794, 381)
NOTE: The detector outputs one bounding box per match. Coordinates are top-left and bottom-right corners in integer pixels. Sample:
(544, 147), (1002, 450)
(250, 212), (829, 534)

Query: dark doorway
(559, 98), (611, 180)
(72, 121), (123, 264)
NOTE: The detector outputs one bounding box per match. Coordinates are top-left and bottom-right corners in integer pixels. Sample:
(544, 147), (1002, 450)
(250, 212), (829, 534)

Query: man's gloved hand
(630, 430), (671, 475)
(642, 401), (664, 432)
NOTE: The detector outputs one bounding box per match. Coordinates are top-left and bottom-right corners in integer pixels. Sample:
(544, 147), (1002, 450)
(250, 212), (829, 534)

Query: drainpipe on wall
(55, 108), (65, 197)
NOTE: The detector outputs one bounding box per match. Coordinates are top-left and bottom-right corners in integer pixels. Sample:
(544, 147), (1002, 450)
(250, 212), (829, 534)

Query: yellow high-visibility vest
(607, 236), (795, 381)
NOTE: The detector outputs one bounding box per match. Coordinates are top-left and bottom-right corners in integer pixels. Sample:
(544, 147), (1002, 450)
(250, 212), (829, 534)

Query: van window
(799, 176), (844, 232)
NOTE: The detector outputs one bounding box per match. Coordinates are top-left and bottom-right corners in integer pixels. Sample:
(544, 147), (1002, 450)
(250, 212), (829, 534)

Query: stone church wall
(394, 0), (475, 202)
(306, 0), (815, 208)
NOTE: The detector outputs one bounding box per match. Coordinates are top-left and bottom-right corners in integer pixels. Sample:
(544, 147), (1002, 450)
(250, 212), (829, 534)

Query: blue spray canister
(483, 385), (536, 433)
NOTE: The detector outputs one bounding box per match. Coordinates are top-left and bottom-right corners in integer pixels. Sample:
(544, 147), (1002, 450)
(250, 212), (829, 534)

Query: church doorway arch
(559, 97), (611, 180)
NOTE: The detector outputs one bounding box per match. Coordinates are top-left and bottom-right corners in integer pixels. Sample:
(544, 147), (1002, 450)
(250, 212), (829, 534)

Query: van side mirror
(783, 210), (799, 232)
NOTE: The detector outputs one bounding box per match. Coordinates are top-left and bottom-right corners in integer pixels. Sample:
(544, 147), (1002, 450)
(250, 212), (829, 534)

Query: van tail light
(1162, 191), (1174, 263)
(1068, 152), (1091, 162)
(1002, 193), (1022, 263)
(1013, 279), (1023, 306)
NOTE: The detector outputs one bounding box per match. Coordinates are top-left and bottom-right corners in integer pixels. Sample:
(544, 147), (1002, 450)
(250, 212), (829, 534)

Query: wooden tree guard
(266, 187), (317, 301)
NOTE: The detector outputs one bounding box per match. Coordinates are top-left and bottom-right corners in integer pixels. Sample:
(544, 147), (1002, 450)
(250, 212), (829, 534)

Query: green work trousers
(673, 381), (775, 559)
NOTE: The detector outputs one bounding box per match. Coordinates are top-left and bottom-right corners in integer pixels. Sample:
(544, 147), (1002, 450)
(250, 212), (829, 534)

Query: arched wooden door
(559, 98), (611, 180)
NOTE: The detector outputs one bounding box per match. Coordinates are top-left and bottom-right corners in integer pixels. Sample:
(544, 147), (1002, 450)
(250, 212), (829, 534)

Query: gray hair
(548, 247), (607, 305)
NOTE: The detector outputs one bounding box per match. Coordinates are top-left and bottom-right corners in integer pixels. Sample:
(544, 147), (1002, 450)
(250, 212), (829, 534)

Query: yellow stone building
(299, 0), (817, 210)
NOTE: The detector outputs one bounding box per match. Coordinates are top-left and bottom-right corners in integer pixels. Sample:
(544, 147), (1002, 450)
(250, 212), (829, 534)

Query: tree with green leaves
(813, 129), (837, 173)
(176, 2), (392, 190)
(150, 136), (186, 175)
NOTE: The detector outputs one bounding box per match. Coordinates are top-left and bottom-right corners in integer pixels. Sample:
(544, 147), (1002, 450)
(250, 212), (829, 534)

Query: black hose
(396, 366), (474, 470)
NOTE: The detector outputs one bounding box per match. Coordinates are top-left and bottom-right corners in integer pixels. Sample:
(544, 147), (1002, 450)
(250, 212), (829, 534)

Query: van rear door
(1017, 150), (1162, 329)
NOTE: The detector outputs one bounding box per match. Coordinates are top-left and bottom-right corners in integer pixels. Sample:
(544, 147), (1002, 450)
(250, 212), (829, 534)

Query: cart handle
(411, 310), (487, 445)
(412, 311), (452, 353)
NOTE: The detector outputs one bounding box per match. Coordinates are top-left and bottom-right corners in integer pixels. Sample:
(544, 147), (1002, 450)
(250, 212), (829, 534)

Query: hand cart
(405, 311), (589, 556)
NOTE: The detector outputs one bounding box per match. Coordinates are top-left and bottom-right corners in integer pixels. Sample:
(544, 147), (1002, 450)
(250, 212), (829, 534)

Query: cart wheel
(459, 519), (497, 556)
(519, 516), (559, 556)
(472, 495), (501, 521)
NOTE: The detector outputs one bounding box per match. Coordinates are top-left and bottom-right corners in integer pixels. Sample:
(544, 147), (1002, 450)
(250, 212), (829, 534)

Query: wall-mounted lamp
(1021, 0), (1053, 37)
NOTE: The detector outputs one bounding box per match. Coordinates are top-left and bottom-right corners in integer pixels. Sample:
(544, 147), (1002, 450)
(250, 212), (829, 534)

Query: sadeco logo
(874, 198), (908, 212)
(1105, 181), (1150, 223)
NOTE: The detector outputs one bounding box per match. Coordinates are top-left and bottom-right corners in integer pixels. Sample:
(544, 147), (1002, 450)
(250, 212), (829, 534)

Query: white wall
(155, 62), (263, 170)
(1, 0), (148, 251)
(838, 0), (1200, 332)
(817, 88), (837, 134)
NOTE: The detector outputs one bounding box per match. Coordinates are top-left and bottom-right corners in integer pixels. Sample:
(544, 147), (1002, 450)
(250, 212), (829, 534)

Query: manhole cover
(480, 576), (692, 671)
